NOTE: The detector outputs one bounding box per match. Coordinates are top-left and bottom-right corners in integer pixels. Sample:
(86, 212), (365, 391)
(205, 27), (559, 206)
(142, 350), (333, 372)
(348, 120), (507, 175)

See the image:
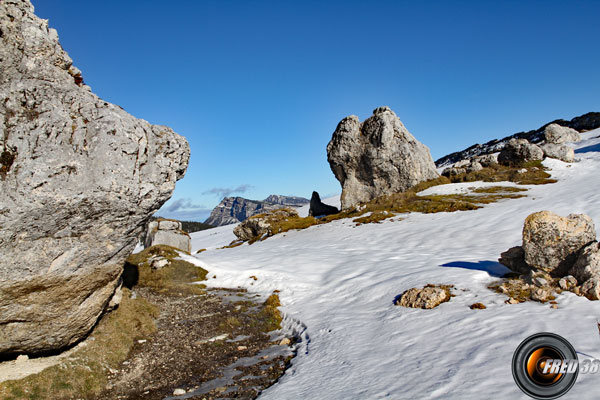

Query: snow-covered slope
(190, 128), (600, 399)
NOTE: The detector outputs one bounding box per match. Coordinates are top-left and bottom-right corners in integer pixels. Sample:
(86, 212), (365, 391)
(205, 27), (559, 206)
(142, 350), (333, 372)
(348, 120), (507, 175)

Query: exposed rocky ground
(0, 246), (297, 400)
(435, 112), (600, 167)
(204, 195), (309, 227)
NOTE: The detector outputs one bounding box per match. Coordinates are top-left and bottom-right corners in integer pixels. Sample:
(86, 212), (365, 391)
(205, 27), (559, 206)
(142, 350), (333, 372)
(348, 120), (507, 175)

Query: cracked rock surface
(0, 0), (189, 355)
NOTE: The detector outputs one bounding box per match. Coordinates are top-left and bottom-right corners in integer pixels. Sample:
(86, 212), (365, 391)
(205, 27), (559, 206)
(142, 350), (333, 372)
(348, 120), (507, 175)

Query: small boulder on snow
(395, 285), (452, 309)
(523, 211), (596, 276)
(540, 143), (575, 163)
(544, 123), (581, 144)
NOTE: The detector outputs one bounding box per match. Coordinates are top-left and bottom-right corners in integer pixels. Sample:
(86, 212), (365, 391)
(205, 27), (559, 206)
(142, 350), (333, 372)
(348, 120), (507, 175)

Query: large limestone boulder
(522, 211), (596, 276)
(540, 143), (575, 163)
(327, 106), (439, 210)
(0, 1), (189, 355)
(234, 208), (299, 242)
(544, 123), (581, 144)
(145, 219), (191, 253)
(497, 139), (544, 166)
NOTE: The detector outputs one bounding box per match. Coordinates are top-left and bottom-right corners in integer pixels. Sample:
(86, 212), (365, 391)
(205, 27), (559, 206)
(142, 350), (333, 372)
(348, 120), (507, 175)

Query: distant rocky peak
(204, 194), (309, 227)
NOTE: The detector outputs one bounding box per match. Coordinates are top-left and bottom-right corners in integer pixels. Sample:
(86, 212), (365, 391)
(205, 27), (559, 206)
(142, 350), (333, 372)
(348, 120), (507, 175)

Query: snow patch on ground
(189, 132), (600, 399)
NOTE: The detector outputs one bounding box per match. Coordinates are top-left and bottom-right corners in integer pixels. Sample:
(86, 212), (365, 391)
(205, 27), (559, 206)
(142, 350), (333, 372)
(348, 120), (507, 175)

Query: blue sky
(35, 0), (600, 221)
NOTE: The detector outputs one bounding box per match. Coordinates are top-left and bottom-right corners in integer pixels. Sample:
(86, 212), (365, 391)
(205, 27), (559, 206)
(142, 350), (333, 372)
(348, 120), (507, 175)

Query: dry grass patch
(125, 245), (208, 295)
(448, 160), (556, 185)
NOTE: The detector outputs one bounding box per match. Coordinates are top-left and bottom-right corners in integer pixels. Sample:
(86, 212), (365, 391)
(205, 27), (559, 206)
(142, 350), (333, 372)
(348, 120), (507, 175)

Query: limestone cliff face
(0, 0), (189, 354)
(205, 195), (309, 226)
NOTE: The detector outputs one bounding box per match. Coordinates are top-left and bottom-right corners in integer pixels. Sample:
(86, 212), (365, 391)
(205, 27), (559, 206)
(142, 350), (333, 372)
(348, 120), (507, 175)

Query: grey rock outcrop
(233, 208), (299, 242)
(145, 219), (191, 253)
(435, 112), (598, 168)
(540, 143), (575, 163)
(522, 211), (596, 276)
(0, 1), (189, 355)
(544, 123), (582, 144)
(309, 191), (339, 217)
(394, 285), (451, 309)
(497, 139), (544, 166)
(327, 106), (439, 210)
(205, 195), (308, 227)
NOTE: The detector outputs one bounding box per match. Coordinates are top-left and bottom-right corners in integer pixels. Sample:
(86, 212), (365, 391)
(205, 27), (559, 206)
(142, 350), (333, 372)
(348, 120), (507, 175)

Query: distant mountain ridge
(435, 112), (600, 167)
(204, 195), (309, 226)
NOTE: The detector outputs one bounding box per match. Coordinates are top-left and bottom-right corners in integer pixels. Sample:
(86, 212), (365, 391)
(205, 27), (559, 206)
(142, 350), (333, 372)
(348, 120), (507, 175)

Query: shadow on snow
(439, 260), (510, 278)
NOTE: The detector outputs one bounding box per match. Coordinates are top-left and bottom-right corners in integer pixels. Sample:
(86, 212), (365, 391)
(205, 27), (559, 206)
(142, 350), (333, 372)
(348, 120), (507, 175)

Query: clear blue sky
(34, 0), (600, 221)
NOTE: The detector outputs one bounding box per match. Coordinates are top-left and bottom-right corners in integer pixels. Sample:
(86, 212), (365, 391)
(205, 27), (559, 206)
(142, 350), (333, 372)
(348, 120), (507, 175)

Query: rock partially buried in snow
(497, 139), (544, 166)
(0, 1), (189, 355)
(522, 211), (596, 276)
(327, 106), (439, 210)
(581, 278), (600, 300)
(570, 241), (600, 283)
(540, 143), (575, 163)
(172, 388), (186, 396)
(395, 285), (452, 309)
(544, 123), (582, 144)
(145, 219), (191, 253)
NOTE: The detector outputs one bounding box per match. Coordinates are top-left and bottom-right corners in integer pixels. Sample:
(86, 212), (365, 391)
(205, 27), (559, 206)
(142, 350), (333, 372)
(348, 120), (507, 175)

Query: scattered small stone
(173, 388), (186, 396)
(470, 303), (486, 310)
(249, 275), (258, 281)
(237, 345), (248, 351)
(533, 277), (549, 287)
(507, 298), (519, 304)
(151, 258), (169, 270)
(559, 275), (578, 291)
(279, 337), (292, 346)
(530, 288), (551, 303)
(137, 339), (147, 344)
(551, 304), (559, 309)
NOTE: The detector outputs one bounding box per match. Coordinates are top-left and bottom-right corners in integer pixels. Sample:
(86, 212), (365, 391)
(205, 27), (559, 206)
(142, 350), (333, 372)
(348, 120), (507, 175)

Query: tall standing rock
(327, 107), (439, 210)
(0, 1), (189, 355)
